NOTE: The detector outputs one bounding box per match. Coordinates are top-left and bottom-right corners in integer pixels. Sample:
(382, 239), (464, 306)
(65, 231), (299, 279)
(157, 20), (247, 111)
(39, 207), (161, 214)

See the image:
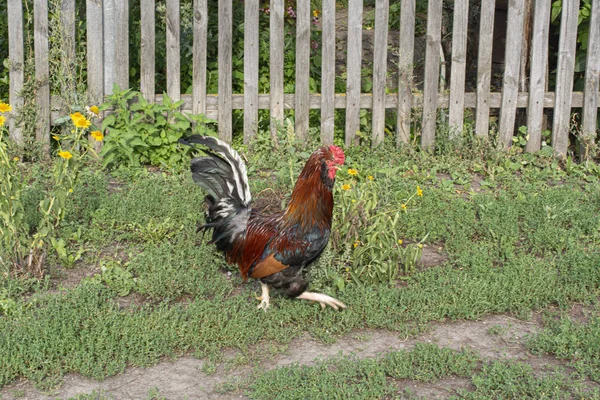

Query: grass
(217, 343), (600, 399)
(2, 138), (600, 392)
(527, 313), (600, 382)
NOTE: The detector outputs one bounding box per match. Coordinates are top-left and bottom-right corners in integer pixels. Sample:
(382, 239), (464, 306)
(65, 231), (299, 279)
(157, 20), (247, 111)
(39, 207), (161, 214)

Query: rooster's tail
(180, 135), (251, 251)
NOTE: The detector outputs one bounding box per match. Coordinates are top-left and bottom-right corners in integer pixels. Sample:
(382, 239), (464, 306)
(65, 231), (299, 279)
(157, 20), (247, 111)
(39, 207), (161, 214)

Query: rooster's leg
(296, 292), (347, 311)
(256, 282), (270, 311)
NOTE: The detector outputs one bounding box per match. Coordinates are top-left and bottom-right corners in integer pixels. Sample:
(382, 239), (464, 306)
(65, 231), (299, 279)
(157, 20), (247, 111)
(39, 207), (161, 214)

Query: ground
(2, 140), (600, 399)
(2, 311), (597, 399)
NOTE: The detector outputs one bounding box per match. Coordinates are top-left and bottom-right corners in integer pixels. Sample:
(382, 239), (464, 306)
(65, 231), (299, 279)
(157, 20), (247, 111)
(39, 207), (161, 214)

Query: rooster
(180, 135), (346, 311)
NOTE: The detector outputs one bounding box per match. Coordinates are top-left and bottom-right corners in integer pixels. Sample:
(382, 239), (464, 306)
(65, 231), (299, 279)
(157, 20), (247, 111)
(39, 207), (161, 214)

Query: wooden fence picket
(295, 0), (310, 140)
(270, 0), (284, 142)
(193, 0), (208, 115)
(552, 0), (581, 155)
(475, 0), (495, 138)
(7, 0), (24, 144)
(115, 1), (129, 90)
(372, 0), (390, 147)
(345, 0), (363, 146)
(34, 0), (50, 154)
(582, 0), (600, 155)
(498, 0), (525, 148)
(218, 0), (233, 142)
(320, 0), (335, 145)
(396, 0), (415, 146)
(421, 0), (443, 150)
(525, 0), (551, 152)
(448, 0), (469, 137)
(244, 0), (260, 143)
(166, 0), (180, 102)
(140, 0), (156, 103)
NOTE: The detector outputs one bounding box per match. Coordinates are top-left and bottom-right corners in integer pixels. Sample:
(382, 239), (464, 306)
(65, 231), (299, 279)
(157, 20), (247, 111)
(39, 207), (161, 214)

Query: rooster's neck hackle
(283, 148), (334, 230)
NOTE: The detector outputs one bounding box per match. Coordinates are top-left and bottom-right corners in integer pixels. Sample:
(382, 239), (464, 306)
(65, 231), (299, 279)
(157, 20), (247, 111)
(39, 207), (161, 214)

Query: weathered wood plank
(448, 0), (469, 137)
(61, 0), (76, 74)
(551, 0), (581, 155)
(320, 0), (335, 145)
(581, 0), (599, 152)
(243, 0), (259, 143)
(397, 0), (415, 146)
(371, 0), (390, 146)
(7, 0), (24, 144)
(345, 0), (364, 146)
(193, 0), (208, 115)
(163, 92), (596, 112)
(270, 0), (284, 141)
(218, 0), (233, 142)
(115, 0), (129, 90)
(103, 0), (116, 94)
(475, 0), (495, 137)
(140, 0), (156, 102)
(295, 0), (310, 140)
(34, 0), (50, 154)
(498, 0), (525, 148)
(86, 0), (103, 152)
(50, 92), (599, 124)
(525, 0), (551, 152)
(421, 0), (443, 150)
(166, 0), (180, 102)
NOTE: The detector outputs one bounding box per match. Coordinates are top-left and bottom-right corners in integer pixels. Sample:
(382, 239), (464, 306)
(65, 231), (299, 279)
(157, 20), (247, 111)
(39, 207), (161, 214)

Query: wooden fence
(5, 0), (600, 155)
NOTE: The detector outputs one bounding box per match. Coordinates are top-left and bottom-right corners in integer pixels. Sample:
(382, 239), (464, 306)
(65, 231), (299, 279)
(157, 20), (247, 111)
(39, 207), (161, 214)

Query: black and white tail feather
(179, 135), (252, 252)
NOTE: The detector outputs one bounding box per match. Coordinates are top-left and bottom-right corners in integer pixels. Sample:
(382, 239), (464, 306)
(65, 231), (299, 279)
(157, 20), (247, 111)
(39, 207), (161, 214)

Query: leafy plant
(99, 85), (217, 169)
(90, 260), (137, 297)
(50, 236), (86, 268)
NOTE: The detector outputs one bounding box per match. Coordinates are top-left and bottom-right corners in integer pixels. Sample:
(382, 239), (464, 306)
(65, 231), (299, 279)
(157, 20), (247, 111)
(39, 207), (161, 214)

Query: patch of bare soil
(2, 314), (562, 400)
(418, 244), (449, 268)
(396, 377), (472, 399)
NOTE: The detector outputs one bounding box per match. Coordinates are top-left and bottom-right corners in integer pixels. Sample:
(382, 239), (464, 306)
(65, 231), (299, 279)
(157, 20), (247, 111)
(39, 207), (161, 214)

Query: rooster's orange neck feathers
(283, 149), (334, 229)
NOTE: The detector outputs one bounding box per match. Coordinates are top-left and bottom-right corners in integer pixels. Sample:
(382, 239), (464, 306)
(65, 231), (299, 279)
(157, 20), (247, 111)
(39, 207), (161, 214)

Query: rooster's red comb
(329, 145), (345, 165)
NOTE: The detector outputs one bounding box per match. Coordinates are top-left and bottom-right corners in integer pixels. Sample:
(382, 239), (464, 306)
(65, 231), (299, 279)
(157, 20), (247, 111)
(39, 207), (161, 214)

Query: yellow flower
(348, 168), (358, 176)
(0, 102), (12, 113)
(367, 175), (374, 181)
(351, 199), (356, 203)
(401, 203), (407, 211)
(68, 188), (73, 193)
(58, 150), (73, 159)
(13, 157), (19, 162)
(313, 9), (320, 17)
(397, 239), (403, 245)
(70, 112), (91, 129)
(90, 130), (104, 141)
(70, 111), (84, 121)
(89, 105), (100, 116)
(417, 186), (423, 197)
(353, 240), (360, 248)
(52, 135), (60, 141)
(342, 184), (351, 191)
(0, 115), (6, 127)
(418, 244), (423, 249)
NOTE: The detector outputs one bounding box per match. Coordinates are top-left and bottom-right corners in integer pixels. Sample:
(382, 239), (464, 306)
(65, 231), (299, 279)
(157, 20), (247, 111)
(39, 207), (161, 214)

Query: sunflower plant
(0, 104), (101, 275)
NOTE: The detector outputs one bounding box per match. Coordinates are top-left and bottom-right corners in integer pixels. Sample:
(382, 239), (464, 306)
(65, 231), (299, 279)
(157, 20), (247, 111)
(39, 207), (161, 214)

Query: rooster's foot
(297, 292), (347, 311)
(256, 283), (270, 311)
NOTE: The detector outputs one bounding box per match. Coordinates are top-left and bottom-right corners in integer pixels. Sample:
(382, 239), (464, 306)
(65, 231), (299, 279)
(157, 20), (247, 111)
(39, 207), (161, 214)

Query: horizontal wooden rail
(49, 92), (596, 123)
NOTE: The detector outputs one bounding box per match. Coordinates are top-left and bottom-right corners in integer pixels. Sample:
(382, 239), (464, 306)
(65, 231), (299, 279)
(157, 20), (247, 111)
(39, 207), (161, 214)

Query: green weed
(527, 315), (600, 382)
